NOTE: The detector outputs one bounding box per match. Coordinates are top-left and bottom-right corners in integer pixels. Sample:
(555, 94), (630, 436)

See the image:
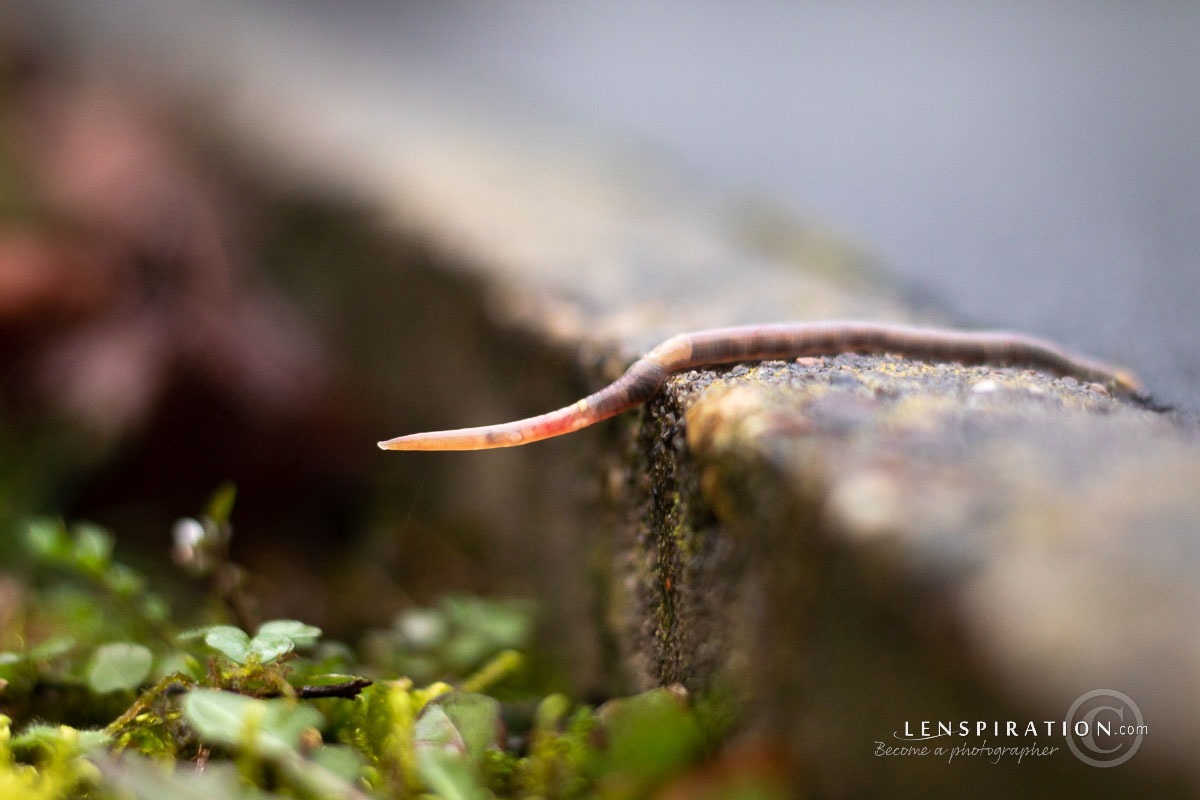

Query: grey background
(21, 1), (1200, 408)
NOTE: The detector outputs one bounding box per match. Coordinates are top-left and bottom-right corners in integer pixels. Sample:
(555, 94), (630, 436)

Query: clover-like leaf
(183, 688), (323, 757)
(23, 518), (72, 561)
(203, 626), (252, 663)
(256, 620), (321, 649)
(195, 621), (322, 664)
(245, 632), (294, 663)
(414, 705), (467, 757)
(416, 749), (490, 800)
(29, 636), (76, 662)
(71, 522), (114, 574)
(87, 642), (153, 693)
(414, 692), (502, 767)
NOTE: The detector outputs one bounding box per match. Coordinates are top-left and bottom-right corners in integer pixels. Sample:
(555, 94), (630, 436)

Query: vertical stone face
(613, 355), (1200, 796)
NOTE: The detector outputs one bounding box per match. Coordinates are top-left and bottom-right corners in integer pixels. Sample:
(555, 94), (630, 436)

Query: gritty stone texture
(615, 354), (1199, 797)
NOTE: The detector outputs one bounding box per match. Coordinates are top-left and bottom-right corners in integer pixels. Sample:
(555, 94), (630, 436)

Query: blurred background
(334, 2), (1200, 410)
(13, 0), (1194, 400)
(1, 1), (1197, 631)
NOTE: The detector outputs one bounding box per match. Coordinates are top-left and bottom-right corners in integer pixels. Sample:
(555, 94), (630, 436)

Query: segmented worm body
(378, 321), (1141, 451)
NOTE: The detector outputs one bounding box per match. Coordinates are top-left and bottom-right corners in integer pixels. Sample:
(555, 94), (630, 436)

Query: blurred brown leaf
(4, 73), (330, 440)
(0, 228), (118, 321)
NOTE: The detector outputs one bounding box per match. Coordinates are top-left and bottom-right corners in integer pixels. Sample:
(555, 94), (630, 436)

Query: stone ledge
(616, 353), (1197, 795)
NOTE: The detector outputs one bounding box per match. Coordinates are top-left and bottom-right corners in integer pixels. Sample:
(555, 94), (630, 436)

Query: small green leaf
(534, 693), (571, 731)
(423, 693), (502, 763)
(29, 635), (76, 661)
(182, 689), (249, 745)
(245, 632), (294, 663)
(417, 749), (490, 800)
(87, 643), (153, 693)
(254, 701), (325, 757)
(140, 594), (170, 623)
(257, 620), (322, 648)
(414, 705), (467, 756)
(205, 483), (238, 526)
(105, 564), (146, 598)
(598, 688), (704, 780)
(183, 689), (323, 757)
(203, 626), (252, 663)
(72, 522), (114, 573)
(445, 596), (532, 647)
(198, 621), (322, 664)
(23, 518), (71, 561)
(153, 650), (197, 681)
(176, 626), (213, 642)
(311, 744), (366, 782)
(461, 649), (523, 693)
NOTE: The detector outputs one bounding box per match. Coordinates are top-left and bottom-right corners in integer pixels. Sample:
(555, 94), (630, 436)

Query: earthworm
(378, 321), (1142, 451)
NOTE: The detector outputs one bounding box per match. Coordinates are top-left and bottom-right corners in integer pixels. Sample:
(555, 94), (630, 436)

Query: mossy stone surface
(612, 354), (1197, 797)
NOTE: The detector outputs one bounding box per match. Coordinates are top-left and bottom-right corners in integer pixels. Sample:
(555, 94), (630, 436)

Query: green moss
(0, 715), (103, 799)
(0, 483), (748, 798)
